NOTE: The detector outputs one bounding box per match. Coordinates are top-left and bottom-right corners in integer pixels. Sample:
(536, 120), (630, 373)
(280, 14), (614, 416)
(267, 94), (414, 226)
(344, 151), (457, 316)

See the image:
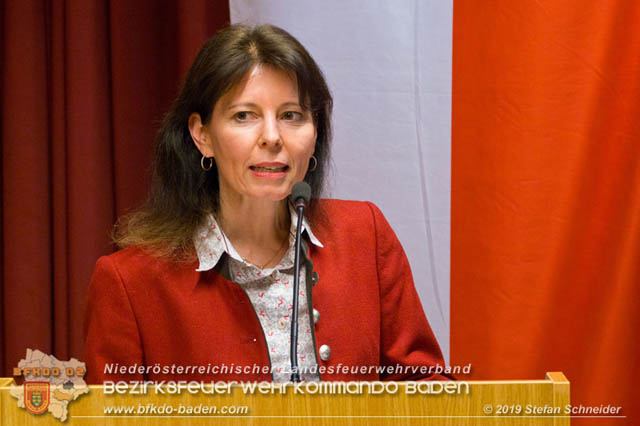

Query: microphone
(288, 182), (311, 382)
(291, 181), (311, 208)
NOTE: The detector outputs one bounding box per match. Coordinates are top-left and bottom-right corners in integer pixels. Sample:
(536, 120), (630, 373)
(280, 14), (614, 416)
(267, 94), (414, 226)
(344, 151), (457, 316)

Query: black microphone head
(290, 181), (311, 206)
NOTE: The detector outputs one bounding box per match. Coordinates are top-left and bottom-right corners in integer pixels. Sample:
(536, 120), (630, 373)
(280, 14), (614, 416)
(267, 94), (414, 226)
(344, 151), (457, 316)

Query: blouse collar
(194, 203), (323, 273)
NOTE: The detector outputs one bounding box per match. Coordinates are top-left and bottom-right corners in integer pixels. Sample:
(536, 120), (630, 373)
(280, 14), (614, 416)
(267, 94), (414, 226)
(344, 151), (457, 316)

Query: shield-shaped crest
(24, 381), (50, 415)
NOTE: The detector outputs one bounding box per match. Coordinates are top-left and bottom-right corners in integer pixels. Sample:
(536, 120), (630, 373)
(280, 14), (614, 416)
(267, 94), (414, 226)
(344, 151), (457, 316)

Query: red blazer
(83, 199), (447, 383)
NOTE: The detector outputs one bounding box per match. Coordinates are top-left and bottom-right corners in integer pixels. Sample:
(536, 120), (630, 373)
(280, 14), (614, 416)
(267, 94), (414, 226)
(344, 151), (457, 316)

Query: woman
(83, 24), (447, 383)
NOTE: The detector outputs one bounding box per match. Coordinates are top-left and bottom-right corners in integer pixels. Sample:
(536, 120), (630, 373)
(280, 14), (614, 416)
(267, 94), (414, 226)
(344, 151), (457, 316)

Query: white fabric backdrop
(230, 0), (452, 361)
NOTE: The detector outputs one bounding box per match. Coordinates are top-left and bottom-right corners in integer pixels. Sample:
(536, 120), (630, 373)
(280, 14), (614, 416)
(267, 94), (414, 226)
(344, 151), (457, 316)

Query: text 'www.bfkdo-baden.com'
(103, 403), (249, 416)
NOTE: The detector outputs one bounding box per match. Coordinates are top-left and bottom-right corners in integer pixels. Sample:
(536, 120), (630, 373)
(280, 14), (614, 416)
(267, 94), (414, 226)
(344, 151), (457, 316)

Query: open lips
(249, 162), (289, 173)
(249, 163), (289, 178)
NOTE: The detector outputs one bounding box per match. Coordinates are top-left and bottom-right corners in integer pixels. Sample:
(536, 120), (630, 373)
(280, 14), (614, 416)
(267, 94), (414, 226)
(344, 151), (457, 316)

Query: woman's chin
(248, 190), (290, 203)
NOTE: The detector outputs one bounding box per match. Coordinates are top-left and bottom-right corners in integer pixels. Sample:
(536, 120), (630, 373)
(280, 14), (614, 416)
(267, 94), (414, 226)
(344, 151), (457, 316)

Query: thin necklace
(257, 233), (289, 269)
(221, 229), (290, 270)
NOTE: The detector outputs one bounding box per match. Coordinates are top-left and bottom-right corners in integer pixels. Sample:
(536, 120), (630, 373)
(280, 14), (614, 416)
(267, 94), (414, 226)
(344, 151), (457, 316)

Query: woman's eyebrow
(226, 102), (259, 110)
(225, 101), (301, 110)
(280, 102), (302, 108)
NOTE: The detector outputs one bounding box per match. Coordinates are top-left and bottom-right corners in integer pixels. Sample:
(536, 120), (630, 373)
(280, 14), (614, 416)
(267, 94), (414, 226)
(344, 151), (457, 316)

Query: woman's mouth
(249, 165), (289, 173)
(249, 163), (289, 178)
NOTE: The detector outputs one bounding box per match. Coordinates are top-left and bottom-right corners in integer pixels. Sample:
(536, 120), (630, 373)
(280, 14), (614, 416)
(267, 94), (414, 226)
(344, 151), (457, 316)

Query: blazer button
(313, 308), (320, 325)
(319, 344), (331, 361)
(312, 272), (319, 285)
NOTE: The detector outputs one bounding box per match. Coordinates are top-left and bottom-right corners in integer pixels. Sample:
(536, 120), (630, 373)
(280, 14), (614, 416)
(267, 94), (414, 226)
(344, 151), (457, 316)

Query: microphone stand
(290, 202), (305, 383)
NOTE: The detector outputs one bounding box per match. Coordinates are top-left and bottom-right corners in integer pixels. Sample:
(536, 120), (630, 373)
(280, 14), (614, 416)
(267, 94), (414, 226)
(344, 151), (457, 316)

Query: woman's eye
(282, 111), (302, 121)
(234, 111), (252, 121)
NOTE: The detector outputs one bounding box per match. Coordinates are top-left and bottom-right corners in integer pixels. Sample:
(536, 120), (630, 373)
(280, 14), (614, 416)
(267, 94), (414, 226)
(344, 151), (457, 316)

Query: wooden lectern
(0, 372), (569, 425)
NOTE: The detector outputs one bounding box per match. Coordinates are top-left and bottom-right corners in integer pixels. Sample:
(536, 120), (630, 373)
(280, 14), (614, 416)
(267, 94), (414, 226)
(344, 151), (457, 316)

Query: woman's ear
(312, 128), (318, 154)
(188, 113), (215, 157)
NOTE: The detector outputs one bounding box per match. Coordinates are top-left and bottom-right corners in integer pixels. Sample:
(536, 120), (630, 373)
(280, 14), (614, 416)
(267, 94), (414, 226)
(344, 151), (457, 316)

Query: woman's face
(194, 65), (317, 204)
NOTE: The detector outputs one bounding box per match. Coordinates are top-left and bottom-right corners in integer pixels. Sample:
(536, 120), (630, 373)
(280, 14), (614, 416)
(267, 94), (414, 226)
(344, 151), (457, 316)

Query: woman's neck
(217, 193), (290, 267)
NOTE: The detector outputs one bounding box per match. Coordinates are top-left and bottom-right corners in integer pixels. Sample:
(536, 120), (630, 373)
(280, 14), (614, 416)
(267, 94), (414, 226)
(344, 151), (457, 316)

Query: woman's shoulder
(93, 245), (197, 279)
(312, 198), (390, 236)
(315, 198), (388, 218)
(314, 198), (380, 214)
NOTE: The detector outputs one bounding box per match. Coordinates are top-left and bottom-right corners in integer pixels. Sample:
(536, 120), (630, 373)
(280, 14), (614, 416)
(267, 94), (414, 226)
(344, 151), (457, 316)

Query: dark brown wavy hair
(114, 24), (333, 258)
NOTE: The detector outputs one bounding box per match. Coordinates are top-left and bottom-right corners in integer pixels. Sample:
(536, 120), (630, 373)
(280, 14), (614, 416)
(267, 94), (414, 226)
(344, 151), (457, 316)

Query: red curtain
(452, 1), (640, 423)
(1, 0), (229, 376)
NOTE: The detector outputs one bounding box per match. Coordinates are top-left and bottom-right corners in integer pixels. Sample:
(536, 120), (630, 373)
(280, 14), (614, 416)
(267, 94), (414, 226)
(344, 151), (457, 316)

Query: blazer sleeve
(366, 202), (450, 380)
(83, 255), (144, 383)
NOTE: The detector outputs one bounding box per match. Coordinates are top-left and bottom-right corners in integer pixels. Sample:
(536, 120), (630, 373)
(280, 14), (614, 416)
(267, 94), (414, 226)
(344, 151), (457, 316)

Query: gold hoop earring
(201, 155), (214, 171)
(309, 155), (318, 172)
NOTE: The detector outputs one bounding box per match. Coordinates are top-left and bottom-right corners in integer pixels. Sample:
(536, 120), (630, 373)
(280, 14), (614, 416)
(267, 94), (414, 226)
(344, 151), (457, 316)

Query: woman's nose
(258, 115), (282, 148)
